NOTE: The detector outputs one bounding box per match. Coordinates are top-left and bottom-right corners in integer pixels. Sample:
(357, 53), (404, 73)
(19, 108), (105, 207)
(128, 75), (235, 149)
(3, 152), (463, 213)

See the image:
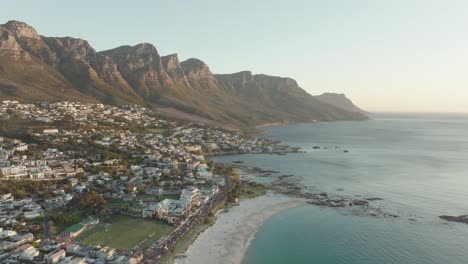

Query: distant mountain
(215, 71), (366, 123)
(0, 20), (368, 127)
(316, 93), (368, 114)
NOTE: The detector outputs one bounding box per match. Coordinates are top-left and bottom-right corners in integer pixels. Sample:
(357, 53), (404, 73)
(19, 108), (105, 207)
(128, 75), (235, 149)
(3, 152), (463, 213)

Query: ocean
(215, 114), (468, 264)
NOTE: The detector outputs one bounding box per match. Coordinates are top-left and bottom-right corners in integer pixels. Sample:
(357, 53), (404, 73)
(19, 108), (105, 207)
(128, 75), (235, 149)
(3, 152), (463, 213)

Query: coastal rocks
(308, 198), (347, 208)
(439, 215), (468, 224)
(365, 197), (384, 201)
(249, 167), (280, 177)
(278, 174), (294, 180)
(237, 164), (398, 220)
(268, 175), (399, 219)
(271, 181), (303, 194)
(309, 145), (352, 154)
(350, 200), (369, 206)
(271, 145), (302, 154)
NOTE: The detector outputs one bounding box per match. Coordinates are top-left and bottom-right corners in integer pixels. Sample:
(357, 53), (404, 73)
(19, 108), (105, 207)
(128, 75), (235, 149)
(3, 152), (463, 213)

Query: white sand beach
(178, 194), (305, 264)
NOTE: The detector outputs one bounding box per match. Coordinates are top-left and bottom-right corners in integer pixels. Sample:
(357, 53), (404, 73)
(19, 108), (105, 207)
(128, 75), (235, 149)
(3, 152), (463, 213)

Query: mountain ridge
(315, 93), (368, 114)
(0, 20), (368, 127)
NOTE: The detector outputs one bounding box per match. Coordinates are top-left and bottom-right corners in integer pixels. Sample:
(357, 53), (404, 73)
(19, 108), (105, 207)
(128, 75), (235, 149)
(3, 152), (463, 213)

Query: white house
(45, 249), (66, 264)
(43, 128), (59, 134)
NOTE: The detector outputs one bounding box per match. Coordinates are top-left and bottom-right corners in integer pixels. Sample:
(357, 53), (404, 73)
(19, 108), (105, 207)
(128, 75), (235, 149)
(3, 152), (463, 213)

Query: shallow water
(246, 206), (468, 264)
(215, 114), (468, 264)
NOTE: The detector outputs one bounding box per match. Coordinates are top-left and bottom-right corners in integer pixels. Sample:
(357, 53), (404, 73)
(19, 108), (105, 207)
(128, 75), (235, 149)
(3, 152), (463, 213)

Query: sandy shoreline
(177, 194), (305, 264)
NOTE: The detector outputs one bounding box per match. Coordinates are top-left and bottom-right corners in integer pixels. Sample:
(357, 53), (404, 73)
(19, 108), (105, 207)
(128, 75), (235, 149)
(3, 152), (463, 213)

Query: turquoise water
(215, 114), (468, 264)
(246, 206), (468, 264)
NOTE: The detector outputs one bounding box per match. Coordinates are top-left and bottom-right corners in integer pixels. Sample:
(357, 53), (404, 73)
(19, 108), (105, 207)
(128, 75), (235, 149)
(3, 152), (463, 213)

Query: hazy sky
(3, 0), (468, 113)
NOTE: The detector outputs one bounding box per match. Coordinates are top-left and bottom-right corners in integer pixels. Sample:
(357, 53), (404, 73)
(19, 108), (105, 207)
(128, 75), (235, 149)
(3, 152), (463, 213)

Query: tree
(125, 185), (134, 194)
(76, 191), (107, 214)
(51, 212), (80, 226)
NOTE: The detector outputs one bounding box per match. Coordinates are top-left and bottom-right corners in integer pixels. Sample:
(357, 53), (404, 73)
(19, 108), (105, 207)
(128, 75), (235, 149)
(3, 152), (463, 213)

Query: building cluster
(0, 137), (83, 180)
(62, 243), (142, 264)
(0, 193), (44, 227)
(0, 100), (296, 262)
(0, 101), (163, 128)
(153, 186), (218, 225)
(1, 232), (141, 264)
(0, 229), (37, 263)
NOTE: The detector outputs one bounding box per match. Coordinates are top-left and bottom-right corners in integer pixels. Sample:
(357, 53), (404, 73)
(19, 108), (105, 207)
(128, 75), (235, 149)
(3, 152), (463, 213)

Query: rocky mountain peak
(180, 58), (219, 90)
(161, 53), (180, 68)
(132, 43), (159, 56)
(161, 53), (190, 86)
(0, 24), (30, 60)
(180, 58), (209, 72)
(41, 36), (97, 65)
(3, 20), (40, 40)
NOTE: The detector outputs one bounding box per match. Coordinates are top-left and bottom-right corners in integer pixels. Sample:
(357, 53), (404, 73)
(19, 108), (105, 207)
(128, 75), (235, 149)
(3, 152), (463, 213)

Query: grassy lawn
(159, 194), (180, 201)
(74, 215), (174, 250)
(136, 194), (159, 202)
(147, 128), (166, 134)
(106, 200), (143, 210)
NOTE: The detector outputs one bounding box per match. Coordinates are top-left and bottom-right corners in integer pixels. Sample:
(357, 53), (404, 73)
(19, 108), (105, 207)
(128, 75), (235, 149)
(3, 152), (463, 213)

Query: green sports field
(74, 215), (174, 250)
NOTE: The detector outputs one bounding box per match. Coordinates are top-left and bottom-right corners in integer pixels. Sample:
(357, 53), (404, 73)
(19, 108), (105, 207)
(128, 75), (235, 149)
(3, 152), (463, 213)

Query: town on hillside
(0, 100), (298, 263)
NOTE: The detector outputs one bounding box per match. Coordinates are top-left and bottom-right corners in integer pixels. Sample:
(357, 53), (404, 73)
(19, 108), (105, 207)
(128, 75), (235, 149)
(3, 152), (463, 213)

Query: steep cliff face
(215, 72), (368, 122)
(0, 22), (31, 60)
(0, 20), (368, 127)
(40, 37), (142, 104)
(161, 54), (190, 87)
(100, 43), (173, 101)
(3, 21), (55, 64)
(0, 21), (98, 103)
(3, 21), (40, 40)
(180, 58), (219, 91)
(215, 71), (254, 92)
(0, 21), (142, 105)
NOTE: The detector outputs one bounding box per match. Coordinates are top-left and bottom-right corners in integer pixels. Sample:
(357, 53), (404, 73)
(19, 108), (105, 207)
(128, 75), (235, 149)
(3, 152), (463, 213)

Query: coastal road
(143, 172), (232, 263)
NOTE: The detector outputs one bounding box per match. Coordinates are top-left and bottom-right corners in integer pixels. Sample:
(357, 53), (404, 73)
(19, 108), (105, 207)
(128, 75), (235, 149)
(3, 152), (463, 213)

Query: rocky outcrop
(1, 21), (54, 63)
(0, 23), (31, 60)
(3, 20), (40, 40)
(215, 71), (254, 94)
(37, 37), (140, 103)
(180, 58), (219, 91)
(0, 23), (97, 103)
(100, 43), (174, 100)
(440, 215), (468, 224)
(161, 54), (190, 86)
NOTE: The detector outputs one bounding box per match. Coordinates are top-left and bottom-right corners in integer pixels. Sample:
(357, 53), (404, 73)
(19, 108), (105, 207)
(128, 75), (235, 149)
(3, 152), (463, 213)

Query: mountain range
(0, 20), (368, 127)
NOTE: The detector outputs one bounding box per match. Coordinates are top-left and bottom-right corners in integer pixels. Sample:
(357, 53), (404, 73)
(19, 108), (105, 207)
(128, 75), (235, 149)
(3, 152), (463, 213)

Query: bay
(215, 114), (468, 264)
